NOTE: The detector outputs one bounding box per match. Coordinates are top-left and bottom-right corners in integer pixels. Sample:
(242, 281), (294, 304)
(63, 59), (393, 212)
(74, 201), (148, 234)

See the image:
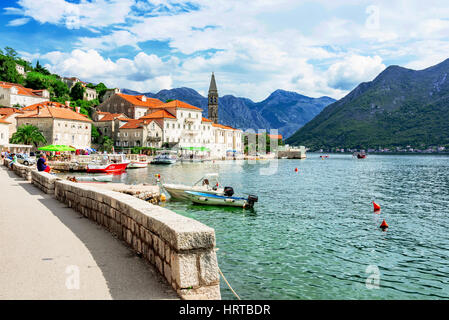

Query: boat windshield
(193, 174), (220, 188)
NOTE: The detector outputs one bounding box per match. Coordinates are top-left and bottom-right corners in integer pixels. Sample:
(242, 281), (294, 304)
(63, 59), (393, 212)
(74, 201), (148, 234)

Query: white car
(16, 154), (36, 166)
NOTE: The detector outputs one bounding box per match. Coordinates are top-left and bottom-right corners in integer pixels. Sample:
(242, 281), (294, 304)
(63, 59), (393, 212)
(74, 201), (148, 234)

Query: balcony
(184, 117), (196, 123)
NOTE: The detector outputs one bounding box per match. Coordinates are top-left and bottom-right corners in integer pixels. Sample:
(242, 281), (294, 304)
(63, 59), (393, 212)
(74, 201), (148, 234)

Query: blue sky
(1, 0), (449, 101)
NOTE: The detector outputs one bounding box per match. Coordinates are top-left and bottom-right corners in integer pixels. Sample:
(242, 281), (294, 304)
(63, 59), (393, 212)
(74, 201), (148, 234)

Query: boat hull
(163, 184), (223, 200)
(127, 162), (148, 169)
(185, 191), (249, 208)
(86, 162), (128, 173)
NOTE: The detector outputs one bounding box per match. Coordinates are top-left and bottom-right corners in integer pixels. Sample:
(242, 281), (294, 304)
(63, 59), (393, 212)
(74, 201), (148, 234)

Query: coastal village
(1, 69), (246, 160)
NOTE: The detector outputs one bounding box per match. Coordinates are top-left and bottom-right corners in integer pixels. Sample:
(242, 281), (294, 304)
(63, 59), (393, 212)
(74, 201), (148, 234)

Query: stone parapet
(2, 159), (36, 181)
(31, 170), (59, 194)
(54, 180), (220, 300)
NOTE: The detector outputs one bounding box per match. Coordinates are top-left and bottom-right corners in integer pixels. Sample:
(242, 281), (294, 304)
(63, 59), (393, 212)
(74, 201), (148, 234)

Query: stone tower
(208, 72), (218, 124)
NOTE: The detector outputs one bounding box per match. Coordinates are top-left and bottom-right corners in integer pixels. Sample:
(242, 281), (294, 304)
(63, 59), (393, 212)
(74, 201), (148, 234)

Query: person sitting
(37, 154), (51, 173)
(9, 153), (17, 170)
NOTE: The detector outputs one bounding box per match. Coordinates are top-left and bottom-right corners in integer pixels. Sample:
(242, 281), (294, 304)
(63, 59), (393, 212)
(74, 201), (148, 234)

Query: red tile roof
(22, 101), (68, 111)
(119, 119), (144, 129)
(0, 81), (44, 98)
(17, 104), (92, 123)
(0, 107), (25, 118)
(139, 109), (176, 119)
(97, 112), (129, 122)
(212, 123), (238, 130)
(163, 99), (202, 111)
(0, 118), (11, 124)
(202, 117), (213, 122)
(117, 93), (164, 108)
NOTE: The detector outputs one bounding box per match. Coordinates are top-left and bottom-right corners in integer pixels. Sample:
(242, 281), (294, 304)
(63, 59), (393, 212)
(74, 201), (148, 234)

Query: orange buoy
(295, 168), (298, 172)
(373, 201), (381, 212)
(380, 219), (389, 230)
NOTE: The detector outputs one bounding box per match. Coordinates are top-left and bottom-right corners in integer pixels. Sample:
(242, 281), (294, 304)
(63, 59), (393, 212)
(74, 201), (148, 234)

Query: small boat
(151, 150), (178, 165)
(73, 175), (113, 182)
(87, 154), (129, 173)
(353, 152), (367, 159)
(162, 173), (225, 201)
(184, 190), (258, 209)
(127, 154), (150, 169)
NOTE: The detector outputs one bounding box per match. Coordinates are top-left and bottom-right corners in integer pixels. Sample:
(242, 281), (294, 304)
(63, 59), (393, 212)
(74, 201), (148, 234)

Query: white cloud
(6, 17), (30, 27)
(43, 49), (177, 93)
(327, 55), (386, 90)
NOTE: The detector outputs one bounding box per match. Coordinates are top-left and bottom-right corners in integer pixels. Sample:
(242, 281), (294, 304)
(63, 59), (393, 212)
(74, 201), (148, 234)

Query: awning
(181, 146), (211, 152)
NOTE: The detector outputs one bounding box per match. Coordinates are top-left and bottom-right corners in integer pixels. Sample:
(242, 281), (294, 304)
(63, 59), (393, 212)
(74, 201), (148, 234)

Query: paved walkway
(0, 167), (178, 300)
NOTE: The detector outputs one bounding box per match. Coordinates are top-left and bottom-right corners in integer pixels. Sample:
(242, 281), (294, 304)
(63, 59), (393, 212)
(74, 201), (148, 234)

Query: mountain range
(286, 58), (449, 149)
(121, 87), (335, 139)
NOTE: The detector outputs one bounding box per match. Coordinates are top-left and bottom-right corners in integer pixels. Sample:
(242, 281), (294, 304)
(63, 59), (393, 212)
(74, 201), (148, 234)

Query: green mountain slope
(286, 59), (449, 149)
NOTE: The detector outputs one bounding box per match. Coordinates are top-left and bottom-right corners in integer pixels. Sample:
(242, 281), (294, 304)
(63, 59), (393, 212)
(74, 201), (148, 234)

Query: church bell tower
(208, 72), (219, 124)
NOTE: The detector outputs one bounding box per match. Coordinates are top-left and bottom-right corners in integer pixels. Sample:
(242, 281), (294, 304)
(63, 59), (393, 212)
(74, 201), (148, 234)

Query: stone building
(101, 88), (121, 102)
(116, 119), (163, 149)
(0, 81), (50, 107)
(15, 64), (25, 76)
(97, 93), (165, 119)
(16, 102), (92, 149)
(0, 107), (26, 138)
(0, 118), (10, 147)
(93, 111), (130, 140)
(61, 77), (98, 101)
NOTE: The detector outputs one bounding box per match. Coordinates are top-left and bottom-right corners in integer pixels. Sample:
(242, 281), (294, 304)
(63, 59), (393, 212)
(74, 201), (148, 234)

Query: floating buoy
(373, 201), (381, 212)
(160, 194), (166, 202)
(380, 219), (389, 230)
(295, 168), (298, 172)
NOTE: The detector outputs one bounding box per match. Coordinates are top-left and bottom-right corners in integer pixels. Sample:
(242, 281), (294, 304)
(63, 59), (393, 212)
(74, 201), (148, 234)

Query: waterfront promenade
(0, 166), (178, 300)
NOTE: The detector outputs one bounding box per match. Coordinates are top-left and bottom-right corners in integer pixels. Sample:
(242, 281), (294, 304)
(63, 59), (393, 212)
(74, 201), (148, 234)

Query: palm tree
(10, 124), (47, 147)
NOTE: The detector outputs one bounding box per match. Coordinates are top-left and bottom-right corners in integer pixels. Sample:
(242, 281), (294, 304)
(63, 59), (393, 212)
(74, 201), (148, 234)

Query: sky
(1, 0), (449, 101)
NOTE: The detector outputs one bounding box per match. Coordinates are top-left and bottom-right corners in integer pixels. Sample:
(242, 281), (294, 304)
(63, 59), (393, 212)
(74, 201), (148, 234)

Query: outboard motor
(224, 187), (234, 197)
(246, 195), (258, 209)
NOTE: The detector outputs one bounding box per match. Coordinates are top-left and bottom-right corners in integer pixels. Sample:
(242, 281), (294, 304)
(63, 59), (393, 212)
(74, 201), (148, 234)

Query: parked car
(16, 154), (36, 166)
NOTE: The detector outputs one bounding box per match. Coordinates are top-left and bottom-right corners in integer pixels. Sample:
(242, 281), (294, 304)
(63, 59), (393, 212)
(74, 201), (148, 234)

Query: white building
(0, 82), (50, 108)
(113, 100), (243, 158)
(0, 118), (10, 146)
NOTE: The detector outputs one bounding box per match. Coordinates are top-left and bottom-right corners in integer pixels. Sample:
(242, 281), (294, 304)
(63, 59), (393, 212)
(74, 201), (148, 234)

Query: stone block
(171, 253), (199, 288)
(198, 250), (219, 285)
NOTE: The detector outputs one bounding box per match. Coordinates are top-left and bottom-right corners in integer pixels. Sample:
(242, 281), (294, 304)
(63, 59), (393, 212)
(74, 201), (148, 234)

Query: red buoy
(373, 201), (381, 212)
(295, 168), (298, 172)
(380, 219), (389, 230)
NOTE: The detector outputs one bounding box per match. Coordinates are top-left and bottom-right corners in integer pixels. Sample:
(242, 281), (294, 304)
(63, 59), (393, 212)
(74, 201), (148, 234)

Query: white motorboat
(184, 191), (258, 209)
(151, 150), (178, 164)
(162, 173), (225, 201)
(127, 154), (150, 168)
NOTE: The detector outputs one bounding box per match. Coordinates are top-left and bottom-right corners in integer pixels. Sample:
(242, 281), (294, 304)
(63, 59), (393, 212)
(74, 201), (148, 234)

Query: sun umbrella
(38, 145), (76, 152)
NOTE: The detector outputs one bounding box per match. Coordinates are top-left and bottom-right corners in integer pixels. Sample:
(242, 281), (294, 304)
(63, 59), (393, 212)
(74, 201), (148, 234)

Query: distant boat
(184, 191), (258, 209)
(151, 150), (178, 165)
(127, 154), (150, 169)
(353, 152), (367, 159)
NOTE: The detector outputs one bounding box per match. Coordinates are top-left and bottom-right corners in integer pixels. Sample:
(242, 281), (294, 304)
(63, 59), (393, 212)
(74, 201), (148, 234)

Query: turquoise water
(92, 154), (449, 299)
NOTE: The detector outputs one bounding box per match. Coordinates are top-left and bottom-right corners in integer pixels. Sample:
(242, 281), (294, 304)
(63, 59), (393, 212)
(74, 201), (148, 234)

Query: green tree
(10, 124), (47, 147)
(4, 47), (18, 59)
(100, 136), (114, 153)
(34, 60), (50, 75)
(0, 53), (24, 84)
(70, 82), (85, 101)
(91, 125), (100, 143)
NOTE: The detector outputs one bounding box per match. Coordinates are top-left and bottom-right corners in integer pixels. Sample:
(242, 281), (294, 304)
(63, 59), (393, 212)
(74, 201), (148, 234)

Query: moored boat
(87, 154), (129, 173)
(151, 150), (178, 165)
(184, 190), (258, 209)
(127, 154), (150, 168)
(162, 173), (224, 200)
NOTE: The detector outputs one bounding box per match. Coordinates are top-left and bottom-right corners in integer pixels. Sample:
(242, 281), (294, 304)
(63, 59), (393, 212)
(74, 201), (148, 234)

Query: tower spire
(208, 72), (218, 124)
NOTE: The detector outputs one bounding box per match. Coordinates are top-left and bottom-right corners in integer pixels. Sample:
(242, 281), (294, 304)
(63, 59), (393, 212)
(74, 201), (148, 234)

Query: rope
(218, 266), (241, 300)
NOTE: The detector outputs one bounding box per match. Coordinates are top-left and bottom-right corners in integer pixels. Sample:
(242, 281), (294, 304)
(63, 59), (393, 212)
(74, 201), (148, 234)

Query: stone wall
(54, 180), (220, 299)
(2, 158), (35, 181)
(31, 170), (59, 194)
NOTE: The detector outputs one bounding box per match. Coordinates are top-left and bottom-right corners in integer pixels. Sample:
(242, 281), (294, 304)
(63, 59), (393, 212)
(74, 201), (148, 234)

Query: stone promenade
(0, 166), (178, 300)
